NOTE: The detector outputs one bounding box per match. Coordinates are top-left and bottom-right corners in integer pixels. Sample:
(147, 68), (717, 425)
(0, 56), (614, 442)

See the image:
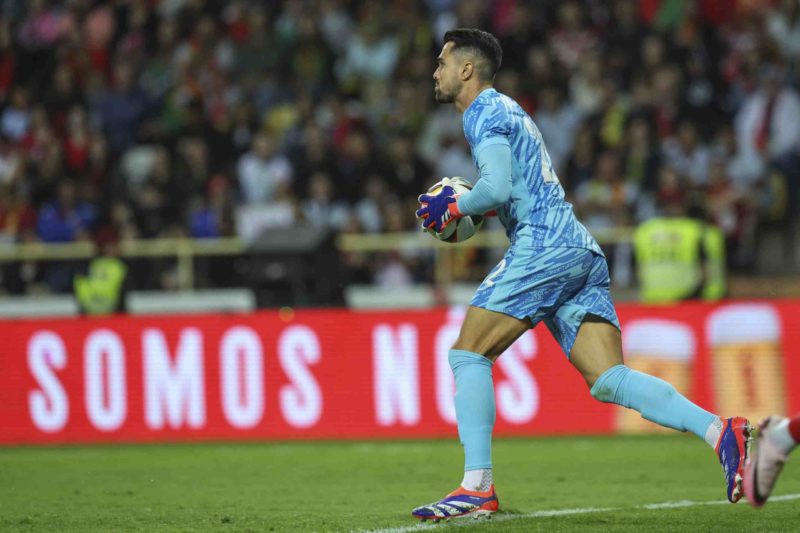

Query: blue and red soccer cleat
(411, 485), (499, 521)
(715, 416), (753, 503)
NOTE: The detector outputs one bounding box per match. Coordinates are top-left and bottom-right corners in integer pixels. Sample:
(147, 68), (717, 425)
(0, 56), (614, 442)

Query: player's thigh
(569, 315), (624, 388)
(453, 305), (530, 361)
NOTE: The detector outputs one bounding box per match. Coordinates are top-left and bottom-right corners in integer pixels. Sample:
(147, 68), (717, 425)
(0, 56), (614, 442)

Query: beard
(434, 84), (455, 103)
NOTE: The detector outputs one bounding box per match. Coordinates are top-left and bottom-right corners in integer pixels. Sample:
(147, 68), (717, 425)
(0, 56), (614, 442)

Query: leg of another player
(450, 306), (530, 490)
(569, 315), (752, 503)
(744, 413), (800, 507)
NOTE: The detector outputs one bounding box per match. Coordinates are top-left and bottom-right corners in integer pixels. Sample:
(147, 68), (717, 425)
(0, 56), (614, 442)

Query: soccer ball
(423, 177), (484, 243)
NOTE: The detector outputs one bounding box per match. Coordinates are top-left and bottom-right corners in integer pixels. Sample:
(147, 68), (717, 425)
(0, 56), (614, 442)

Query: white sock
(461, 468), (492, 492)
(769, 418), (797, 455)
(704, 416), (724, 449)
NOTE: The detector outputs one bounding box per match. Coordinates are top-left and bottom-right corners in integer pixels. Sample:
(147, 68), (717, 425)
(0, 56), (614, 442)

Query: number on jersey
(524, 117), (559, 185)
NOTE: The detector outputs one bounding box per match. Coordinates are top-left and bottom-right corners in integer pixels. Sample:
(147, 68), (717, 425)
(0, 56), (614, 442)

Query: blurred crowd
(0, 0), (799, 294)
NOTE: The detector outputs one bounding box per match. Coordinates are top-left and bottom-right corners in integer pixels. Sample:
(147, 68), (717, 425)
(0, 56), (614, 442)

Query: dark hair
(443, 28), (503, 81)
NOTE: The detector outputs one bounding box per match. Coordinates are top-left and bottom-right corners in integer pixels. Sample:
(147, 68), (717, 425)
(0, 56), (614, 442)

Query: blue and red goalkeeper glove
(416, 185), (462, 233)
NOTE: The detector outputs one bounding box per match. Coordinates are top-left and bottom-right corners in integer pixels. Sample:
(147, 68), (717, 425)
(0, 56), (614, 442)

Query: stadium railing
(0, 228), (635, 290)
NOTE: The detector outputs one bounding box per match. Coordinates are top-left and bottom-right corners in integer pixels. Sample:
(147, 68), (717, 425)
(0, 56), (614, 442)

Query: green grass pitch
(1, 435), (798, 532)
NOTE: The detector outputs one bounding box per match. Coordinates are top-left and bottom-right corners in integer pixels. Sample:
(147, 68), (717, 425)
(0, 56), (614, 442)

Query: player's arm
(415, 140), (511, 232)
(456, 139), (512, 215)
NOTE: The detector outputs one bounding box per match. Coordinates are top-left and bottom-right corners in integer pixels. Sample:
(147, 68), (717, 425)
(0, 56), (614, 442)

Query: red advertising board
(0, 301), (797, 445)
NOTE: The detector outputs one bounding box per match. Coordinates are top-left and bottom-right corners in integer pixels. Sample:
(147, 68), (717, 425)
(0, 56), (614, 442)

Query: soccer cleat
(715, 416), (753, 503)
(744, 416), (788, 508)
(411, 485), (499, 522)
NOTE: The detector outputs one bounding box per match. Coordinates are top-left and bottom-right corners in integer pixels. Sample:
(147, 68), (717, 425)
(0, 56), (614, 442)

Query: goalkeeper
(412, 28), (751, 522)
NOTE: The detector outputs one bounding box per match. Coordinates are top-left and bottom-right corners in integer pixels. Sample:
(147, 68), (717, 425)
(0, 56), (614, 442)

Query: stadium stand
(0, 0), (798, 304)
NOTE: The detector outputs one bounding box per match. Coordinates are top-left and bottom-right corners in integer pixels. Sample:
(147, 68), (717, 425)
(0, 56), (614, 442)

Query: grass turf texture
(1, 435), (798, 532)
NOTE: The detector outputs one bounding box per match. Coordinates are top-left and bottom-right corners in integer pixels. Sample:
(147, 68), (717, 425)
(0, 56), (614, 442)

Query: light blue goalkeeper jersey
(460, 88), (602, 254)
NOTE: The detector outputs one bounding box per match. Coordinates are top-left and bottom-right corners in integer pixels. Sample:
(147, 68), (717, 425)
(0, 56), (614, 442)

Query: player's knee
(448, 348), (493, 373)
(451, 334), (493, 359)
(588, 364), (630, 404)
(448, 347), (492, 368)
(590, 380), (614, 403)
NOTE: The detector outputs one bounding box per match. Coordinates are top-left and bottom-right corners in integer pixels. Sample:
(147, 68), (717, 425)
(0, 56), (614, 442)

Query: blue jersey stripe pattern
(464, 89), (619, 356)
(463, 88), (602, 254)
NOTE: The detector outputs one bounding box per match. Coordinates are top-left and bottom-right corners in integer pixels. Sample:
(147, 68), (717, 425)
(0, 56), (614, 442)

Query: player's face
(433, 42), (460, 103)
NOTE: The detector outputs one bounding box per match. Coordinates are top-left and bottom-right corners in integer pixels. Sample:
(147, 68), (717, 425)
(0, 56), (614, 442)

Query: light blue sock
(449, 349), (495, 470)
(590, 364), (716, 440)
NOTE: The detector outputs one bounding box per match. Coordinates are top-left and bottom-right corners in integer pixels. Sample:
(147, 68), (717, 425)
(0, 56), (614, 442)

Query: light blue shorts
(471, 244), (620, 357)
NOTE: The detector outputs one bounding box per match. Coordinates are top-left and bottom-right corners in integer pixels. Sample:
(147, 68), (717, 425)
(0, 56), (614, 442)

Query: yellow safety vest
(701, 225), (726, 301)
(634, 218), (726, 304)
(74, 257), (127, 315)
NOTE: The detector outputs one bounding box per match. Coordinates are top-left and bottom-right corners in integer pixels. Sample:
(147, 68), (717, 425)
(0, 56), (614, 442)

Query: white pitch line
(360, 493), (800, 533)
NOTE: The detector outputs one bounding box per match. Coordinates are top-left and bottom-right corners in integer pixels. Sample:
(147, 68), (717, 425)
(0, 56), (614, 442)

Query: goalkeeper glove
(416, 185), (462, 233)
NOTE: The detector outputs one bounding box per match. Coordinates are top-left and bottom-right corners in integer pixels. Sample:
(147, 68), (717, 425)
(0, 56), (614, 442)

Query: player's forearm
(456, 142), (512, 215)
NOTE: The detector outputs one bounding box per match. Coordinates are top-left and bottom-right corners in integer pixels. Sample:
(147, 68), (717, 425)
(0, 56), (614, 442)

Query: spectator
(622, 116), (661, 193)
(606, 0), (647, 83)
(336, 19), (399, 87)
(564, 125), (597, 192)
(173, 135), (211, 203)
(139, 18), (179, 99)
(575, 150), (636, 231)
(301, 171), (350, 230)
(237, 132), (293, 204)
(651, 64), (686, 139)
(0, 19), (15, 104)
(93, 62), (149, 155)
(534, 84), (581, 174)
(654, 165), (688, 215)
(733, 64), (800, 186)
(335, 128), (378, 202)
(355, 175), (391, 233)
(36, 179), (96, 243)
(0, 86), (30, 141)
(319, 0), (354, 56)
(593, 78), (629, 150)
(416, 105), (463, 166)
(495, 70), (535, 115)
(639, 33), (668, 80)
(127, 146), (173, 238)
(188, 175), (235, 239)
(0, 133), (22, 186)
(496, 2), (541, 72)
(662, 120), (711, 187)
(374, 250), (414, 288)
(767, 0), (800, 61)
(62, 105), (90, 176)
(383, 133), (432, 199)
(43, 63), (83, 134)
(570, 52), (605, 118)
(705, 155), (756, 266)
(17, 0), (70, 49)
(0, 183), (35, 244)
(550, 1), (598, 72)
(290, 122), (337, 197)
(230, 101), (258, 156)
(435, 134), (478, 185)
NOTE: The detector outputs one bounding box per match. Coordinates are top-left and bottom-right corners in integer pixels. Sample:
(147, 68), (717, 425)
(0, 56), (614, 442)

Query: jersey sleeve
(456, 142), (512, 215)
(463, 100), (512, 154)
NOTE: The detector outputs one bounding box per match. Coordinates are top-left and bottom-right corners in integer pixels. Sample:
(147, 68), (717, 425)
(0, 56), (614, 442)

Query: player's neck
(456, 83), (494, 113)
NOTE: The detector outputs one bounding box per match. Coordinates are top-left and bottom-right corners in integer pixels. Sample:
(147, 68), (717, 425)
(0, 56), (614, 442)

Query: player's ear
(461, 61), (474, 81)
